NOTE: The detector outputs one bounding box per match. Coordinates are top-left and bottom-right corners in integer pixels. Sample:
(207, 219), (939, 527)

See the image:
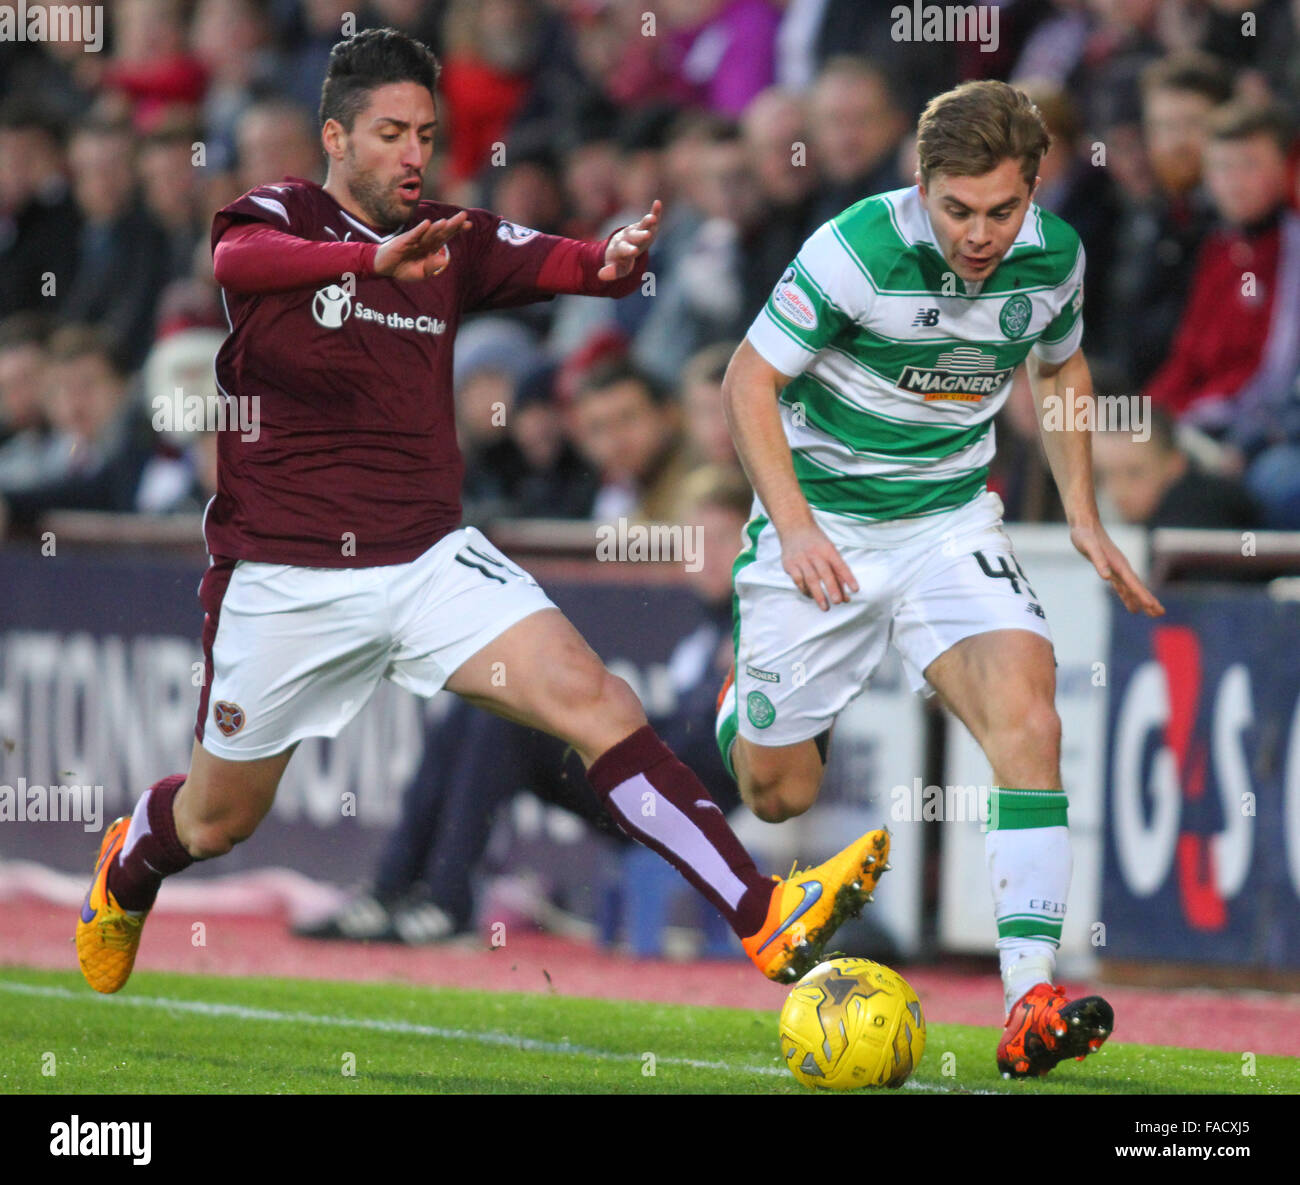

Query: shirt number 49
(973, 549), (1037, 599)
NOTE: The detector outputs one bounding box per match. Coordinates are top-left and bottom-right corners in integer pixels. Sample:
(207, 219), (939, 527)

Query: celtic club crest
(999, 294), (1032, 339)
(747, 691), (776, 729)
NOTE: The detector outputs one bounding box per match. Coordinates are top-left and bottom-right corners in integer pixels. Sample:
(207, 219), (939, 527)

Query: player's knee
(550, 644), (615, 708)
(562, 665), (647, 762)
(746, 789), (809, 824)
(740, 758), (820, 823)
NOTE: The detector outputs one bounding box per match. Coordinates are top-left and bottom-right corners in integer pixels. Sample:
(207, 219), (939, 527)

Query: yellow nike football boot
(744, 828), (891, 982)
(76, 816), (148, 994)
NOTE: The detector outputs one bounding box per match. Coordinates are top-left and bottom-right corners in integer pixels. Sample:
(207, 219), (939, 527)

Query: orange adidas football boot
(76, 816), (148, 994)
(996, 982), (1113, 1078)
(744, 828), (890, 982)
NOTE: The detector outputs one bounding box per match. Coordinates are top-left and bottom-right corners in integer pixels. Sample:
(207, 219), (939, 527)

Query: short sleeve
(745, 220), (867, 378)
(1032, 242), (1086, 364)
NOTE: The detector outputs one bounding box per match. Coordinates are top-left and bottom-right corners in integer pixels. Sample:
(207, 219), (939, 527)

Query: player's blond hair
(916, 81), (1050, 189)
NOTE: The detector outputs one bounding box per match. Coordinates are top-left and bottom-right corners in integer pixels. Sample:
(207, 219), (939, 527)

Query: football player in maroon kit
(76, 28), (890, 994)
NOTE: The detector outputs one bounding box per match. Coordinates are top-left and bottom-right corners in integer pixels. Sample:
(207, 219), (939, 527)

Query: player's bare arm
(1025, 347), (1165, 617)
(722, 339), (859, 611)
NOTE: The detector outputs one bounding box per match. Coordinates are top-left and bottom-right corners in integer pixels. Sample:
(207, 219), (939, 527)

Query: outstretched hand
(599, 199), (662, 281)
(1071, 521), (1165, 616)
(374, 211), (472, 281)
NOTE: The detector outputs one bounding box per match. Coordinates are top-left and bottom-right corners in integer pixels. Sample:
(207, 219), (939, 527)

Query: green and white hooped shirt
(746, 185), (1085, 549)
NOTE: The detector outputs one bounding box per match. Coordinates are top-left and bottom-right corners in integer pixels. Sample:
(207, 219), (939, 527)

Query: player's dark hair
(319, 27), (442, 132)
(917, 81), (1050, 189)
(1207, 101), (1295, 156)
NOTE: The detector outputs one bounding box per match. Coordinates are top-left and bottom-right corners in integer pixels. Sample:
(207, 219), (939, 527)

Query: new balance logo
(912, 308), (940, 327)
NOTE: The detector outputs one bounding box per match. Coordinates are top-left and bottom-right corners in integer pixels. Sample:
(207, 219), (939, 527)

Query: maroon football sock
(105, 775), (194, 912)
(587, 726), (773, 938)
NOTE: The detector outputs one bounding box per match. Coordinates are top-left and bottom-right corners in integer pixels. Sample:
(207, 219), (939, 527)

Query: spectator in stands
(0, 326), (159, 532)
(1092, 407), (1259, 530)
(439, 0), (544, 192)
(1095, 52), (1231, 390)
(234, 99), (324, 192)
(502, 363), (600, 520)
(738, 87), (818, 327)
(277, 0), (358, 118)
(0, 101), (79, 320)
(1227, 128), (1300, 530)
(456, 319), (599, 523)
(455, 317), (543, 521)
(1016, 81), (1120, 337)
(0, 9), (99, 125)
(191, 0), (281, 174)
(680, 342), (744, 473)
(664, 0), (783, 118)
(558, 119), (625, 242)
(138, 119), (207, 285)
(631, 119), (763, 385)
(100, 0), (208, 131)
(1057, 0), (1166, 139)
(1145, 103), (1298, 439)
(0, 313), (54, 490)
(63, 120), (172, 371)
(805, 57), (909, 229)
(774, 0), (957, 115)
(545, 105), (681, 360)
(569, 361), (694, 526)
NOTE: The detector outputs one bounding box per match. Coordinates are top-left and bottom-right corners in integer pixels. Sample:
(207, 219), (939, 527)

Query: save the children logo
(312, 284), (352, 328)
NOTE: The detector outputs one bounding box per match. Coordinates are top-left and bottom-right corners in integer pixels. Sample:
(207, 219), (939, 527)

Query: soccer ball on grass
(779, 957), (925, 1089)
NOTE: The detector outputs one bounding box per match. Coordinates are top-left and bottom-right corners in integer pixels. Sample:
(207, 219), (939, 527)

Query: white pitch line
(0, 980), (990, 1092)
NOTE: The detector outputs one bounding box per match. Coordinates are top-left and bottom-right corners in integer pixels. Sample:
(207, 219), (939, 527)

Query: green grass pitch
(0, 966), (1293, 1095)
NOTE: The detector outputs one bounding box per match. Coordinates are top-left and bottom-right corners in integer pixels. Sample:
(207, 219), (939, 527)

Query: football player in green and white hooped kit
(716, 80), (1165, 1079)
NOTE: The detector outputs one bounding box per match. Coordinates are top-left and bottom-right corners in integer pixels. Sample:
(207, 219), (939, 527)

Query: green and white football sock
(985, 787), (1071, 1015)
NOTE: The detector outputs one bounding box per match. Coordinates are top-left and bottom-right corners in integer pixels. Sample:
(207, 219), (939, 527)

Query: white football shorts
(196, 526), (556, 759)
(730, 492), (1054, 747)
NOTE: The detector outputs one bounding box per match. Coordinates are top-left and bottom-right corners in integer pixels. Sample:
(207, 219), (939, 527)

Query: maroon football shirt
(206, 178), (639, 567)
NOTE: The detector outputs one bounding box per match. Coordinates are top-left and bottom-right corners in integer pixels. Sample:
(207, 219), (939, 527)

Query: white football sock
(985, 787), (1072, 1015)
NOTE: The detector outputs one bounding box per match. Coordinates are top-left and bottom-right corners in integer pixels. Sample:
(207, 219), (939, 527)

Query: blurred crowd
(2, 0), (1300, 544)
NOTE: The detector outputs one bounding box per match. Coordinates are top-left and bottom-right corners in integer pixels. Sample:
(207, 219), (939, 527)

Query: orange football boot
(996, 982), (1113, 1078)
(76, 816), (148, 994)
(744, 829), (890, 982)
